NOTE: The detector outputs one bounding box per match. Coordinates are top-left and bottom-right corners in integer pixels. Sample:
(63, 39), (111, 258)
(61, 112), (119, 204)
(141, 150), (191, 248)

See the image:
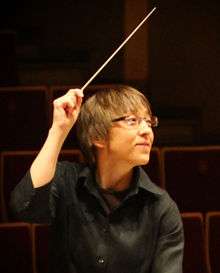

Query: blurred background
(0, 2), (220, 273)
(0, 0), (220, 147)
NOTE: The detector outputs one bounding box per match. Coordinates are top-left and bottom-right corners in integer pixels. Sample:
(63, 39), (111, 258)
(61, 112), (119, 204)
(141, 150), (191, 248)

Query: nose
(138, 121), (152, 135)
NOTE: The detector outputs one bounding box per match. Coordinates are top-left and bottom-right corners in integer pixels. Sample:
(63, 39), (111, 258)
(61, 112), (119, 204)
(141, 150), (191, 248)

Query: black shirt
(10, 162), (184, 273)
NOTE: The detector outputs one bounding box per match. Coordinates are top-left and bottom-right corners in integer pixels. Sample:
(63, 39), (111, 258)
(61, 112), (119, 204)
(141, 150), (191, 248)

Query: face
(102, 109), (155, 168)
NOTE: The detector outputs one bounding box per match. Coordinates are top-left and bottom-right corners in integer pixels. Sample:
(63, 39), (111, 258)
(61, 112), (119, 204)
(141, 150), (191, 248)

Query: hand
(51, 88), (84, 136)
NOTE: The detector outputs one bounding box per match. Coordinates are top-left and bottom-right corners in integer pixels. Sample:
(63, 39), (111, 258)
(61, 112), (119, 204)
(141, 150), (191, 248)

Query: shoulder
(138, 166), (182, 231)
(55, 161), (85, 178)
(155, 191), (183, 237)
(51, 161), (89, 195)
(138, 167), (179, 214)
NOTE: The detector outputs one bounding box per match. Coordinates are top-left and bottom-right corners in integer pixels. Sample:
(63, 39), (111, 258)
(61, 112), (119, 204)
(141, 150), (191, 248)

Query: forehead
(109, 93), (151, 118)
(111, 102), (151, 119)
(133, 108), (151, 117)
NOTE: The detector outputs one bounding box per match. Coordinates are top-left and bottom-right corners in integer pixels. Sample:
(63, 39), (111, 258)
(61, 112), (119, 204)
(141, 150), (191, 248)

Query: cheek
(150, 131), (154, 144)
(108, 130), (136, 150)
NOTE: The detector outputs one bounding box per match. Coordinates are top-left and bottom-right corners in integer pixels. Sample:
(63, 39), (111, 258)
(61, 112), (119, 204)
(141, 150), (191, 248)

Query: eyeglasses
(112, 115), (159, 129)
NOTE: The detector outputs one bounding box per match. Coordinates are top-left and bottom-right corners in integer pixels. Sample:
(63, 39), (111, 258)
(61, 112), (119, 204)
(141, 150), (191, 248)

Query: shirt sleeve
(150, 195), (184, 273)
(10, 170), (53, 223)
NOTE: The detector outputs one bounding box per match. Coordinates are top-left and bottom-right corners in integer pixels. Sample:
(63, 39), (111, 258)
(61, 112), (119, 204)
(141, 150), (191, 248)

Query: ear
(92, 138), (106, 149)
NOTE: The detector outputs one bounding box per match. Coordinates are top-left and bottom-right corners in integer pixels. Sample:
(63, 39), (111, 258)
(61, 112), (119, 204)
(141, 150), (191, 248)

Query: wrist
(48, 126), (68, 145)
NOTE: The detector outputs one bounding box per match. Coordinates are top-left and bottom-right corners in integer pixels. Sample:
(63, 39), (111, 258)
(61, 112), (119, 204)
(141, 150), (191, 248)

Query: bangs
(93, 85), (151, 120)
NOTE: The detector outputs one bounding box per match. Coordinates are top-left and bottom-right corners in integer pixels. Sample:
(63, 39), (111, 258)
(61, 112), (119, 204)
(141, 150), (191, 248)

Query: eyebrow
(112, 114), (152, 122)
(111, 116), (128, 122)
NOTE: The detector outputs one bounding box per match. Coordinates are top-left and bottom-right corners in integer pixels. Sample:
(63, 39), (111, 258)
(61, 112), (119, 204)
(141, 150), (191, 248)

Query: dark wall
(149, 0), (220, 145)
(0, 1), (124, 85)
(1, 0), (220, 145)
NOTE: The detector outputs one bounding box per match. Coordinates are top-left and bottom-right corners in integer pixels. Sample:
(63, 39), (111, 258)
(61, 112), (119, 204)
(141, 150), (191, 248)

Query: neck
(96, 157), (134, 192)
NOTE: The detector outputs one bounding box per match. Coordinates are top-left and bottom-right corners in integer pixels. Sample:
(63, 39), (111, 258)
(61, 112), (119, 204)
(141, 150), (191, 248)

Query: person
(10, 85), (184, 273)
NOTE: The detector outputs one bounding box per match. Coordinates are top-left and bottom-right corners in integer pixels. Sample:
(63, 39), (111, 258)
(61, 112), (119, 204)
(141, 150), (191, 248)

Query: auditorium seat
(1, 150), (38, 221)
(0, 222), (34, 273)
(142, 147), (163, 188)
(0, 152), (5, 222)
(205, 211), (220, 273)
(0, 201), (5, 222)
(0, 201), (4, 222)
(0, 149), (83, 221)
(59, 149), (84, 162)
(0, 86), (50, 150)
(33, 223), (49, 273)
(0, 194), (6, 222)
(182, 212), (211, 273)
(162, 146), (220, 212)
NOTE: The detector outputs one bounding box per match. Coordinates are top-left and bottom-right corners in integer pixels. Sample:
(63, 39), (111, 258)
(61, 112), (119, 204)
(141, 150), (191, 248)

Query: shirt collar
(135, 167), (163, 196)
(77, 166), (101, 198)
(77, 165), (163, 197)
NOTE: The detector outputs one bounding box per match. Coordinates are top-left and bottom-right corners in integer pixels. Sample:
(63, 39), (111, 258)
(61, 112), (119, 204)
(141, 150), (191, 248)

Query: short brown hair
(76, 85), (152, 165)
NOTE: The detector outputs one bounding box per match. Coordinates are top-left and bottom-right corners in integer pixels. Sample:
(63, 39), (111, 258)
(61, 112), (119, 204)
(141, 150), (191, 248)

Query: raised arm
(30, 88), (83, 188)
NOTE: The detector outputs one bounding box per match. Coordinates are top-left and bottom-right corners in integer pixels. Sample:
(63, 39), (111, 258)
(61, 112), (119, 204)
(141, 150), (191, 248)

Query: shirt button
(24, 201), (30, 208)
(97, 257), (105, 264)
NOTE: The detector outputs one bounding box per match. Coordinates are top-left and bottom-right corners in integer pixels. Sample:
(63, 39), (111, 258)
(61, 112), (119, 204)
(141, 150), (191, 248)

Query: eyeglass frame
(111, 115), (159, 129)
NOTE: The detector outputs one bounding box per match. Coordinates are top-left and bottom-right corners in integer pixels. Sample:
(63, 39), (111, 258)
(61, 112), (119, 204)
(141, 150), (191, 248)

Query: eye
(143, 116), (158, 128)
(144, 118), (153, 127)
(125, 116), (137, 126)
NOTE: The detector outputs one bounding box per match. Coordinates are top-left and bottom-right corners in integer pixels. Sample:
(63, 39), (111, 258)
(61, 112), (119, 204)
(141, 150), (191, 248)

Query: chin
(134, 154), (150, 166)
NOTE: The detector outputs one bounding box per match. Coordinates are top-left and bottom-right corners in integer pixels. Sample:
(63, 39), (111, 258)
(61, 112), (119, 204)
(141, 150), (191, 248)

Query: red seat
(205, 211), (220, 273)
(162, 146), (220, 212)
(1, 151), (38, 221)
(0, 222), (34, 273)
(33, 223), (49, 273)
(181, 212), (211, 273)
(59, 149), (84, 162)
(0, 152), (5, 222)
(142, 147), (163, 188)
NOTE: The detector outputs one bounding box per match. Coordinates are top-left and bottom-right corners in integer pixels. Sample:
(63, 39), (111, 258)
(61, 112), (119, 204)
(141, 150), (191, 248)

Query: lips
(135, 143), (151, 151)
(136, 142), (151, 146)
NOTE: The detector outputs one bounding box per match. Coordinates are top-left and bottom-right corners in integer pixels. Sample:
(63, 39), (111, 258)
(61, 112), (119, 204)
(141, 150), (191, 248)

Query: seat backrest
(142, 147), (163, 188)
(0, 86), (50, 150)
(162, 146), (220, 212)
(32, 223), (49, 273)
(1, 150), (38, 221)
(205, 211), (220, 273)
(181, 212), (211, 273)
(0, 152), (5, 222)
(59, 149), (84, 162)
(0, 222), (34, 273)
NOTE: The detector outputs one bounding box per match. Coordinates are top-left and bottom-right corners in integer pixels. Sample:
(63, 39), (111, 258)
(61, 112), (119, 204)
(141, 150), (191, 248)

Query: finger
(75, 88), (84, 98)
(67, 88), (84, 98)
(54, 99), (75, 111)
(66, 89), (83, 110)
(76, 95), (83, 109)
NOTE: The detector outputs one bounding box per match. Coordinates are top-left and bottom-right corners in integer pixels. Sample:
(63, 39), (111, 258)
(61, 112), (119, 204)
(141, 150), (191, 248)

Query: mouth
(135, 142), (151, 148)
